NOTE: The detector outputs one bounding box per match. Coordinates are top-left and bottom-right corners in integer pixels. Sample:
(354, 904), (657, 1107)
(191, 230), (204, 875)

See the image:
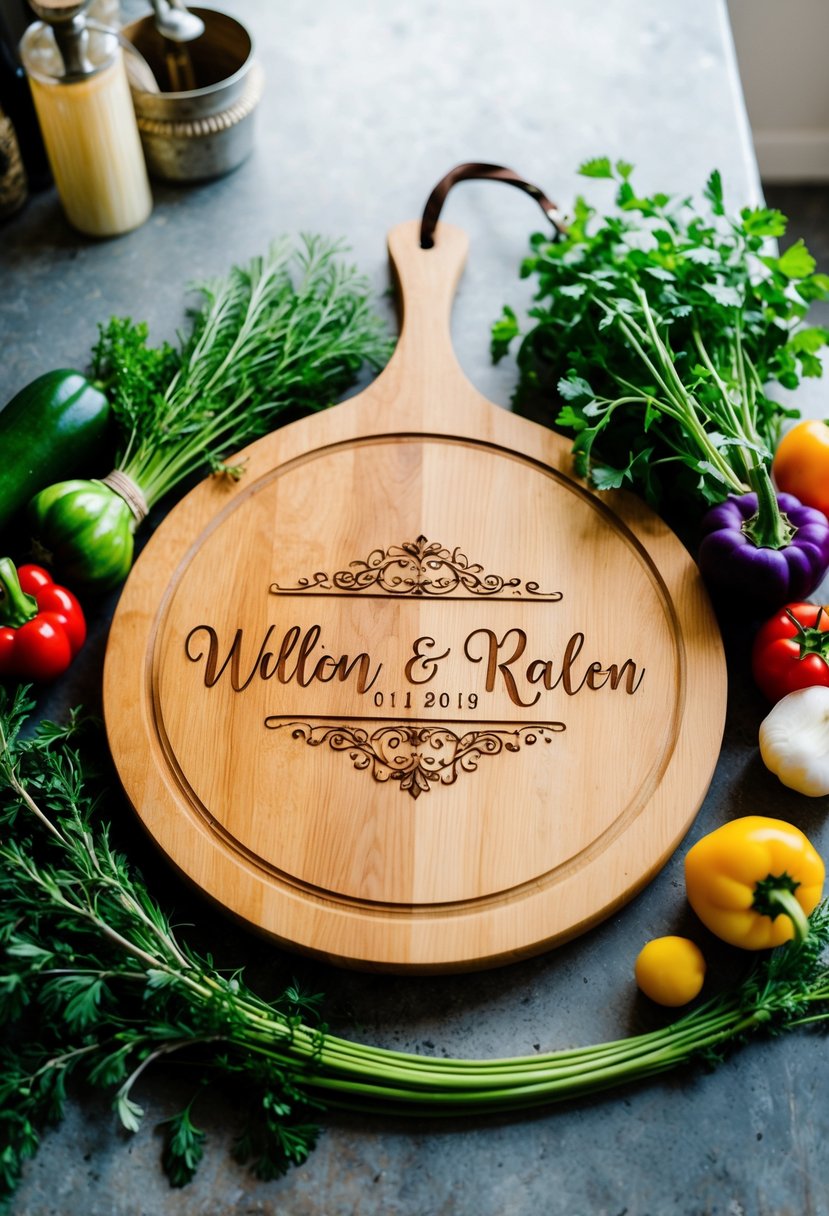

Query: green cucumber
(0, 369), (111, 533)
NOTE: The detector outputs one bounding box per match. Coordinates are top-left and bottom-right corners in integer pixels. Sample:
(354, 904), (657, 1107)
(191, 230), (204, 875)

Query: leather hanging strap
(419, 162), (568, 249)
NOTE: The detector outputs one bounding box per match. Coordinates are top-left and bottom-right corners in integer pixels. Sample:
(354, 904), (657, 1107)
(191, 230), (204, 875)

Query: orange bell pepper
(773, 419), (829, 519)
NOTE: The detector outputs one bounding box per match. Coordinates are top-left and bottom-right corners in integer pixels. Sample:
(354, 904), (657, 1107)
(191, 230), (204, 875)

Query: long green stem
(4, 693), (829, 1196)
(691, 325), (755, 483)
(596, 295), (746, 494)
(743, 462), (796, 549)
(243, 1007), (775, 1114)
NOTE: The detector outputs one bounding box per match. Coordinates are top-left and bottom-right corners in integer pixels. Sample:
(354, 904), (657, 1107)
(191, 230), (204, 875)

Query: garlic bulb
(759, 685), (829, 797)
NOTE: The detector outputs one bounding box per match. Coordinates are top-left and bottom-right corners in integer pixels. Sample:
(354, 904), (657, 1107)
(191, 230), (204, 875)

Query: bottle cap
(23, 0), (115, 81)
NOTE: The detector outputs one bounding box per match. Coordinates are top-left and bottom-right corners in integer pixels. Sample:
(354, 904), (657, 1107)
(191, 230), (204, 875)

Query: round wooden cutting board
(103, 219), (727, 972)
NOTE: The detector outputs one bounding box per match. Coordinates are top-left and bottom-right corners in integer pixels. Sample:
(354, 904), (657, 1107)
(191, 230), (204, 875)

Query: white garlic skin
(759, 685), (829, 797)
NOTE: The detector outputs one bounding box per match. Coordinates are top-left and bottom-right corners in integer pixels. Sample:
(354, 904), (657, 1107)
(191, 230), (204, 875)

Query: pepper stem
(741, 463), (796, 550)
(0, 558), (37, 630)
(754, 883), (811, 947)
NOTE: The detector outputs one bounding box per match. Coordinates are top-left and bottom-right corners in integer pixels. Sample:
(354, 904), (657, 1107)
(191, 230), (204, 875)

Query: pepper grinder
(20, 0), (152, 237)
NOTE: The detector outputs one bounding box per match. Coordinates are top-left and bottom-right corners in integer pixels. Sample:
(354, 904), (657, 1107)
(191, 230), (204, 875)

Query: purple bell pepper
(699, 489), (829, 609)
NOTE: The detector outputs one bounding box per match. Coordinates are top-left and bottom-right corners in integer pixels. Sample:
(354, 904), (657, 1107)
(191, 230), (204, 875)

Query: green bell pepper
(28, 479), (136, 593)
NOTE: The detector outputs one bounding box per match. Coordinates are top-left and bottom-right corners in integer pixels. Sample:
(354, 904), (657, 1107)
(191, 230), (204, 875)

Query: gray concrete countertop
(3, 3), (827, 1214)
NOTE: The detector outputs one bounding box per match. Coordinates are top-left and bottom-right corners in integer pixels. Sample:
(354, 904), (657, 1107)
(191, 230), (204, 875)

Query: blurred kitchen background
(728, 0), (829, 328)
(2, 0), (828, 317)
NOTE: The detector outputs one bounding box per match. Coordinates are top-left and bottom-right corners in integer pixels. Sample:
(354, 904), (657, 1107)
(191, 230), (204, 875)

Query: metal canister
(123, 8), (262, 183)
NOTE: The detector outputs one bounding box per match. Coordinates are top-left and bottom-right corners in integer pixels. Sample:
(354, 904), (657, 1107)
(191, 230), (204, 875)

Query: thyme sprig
(3, 687), (829, 1203)
(91, 235), (393, 507)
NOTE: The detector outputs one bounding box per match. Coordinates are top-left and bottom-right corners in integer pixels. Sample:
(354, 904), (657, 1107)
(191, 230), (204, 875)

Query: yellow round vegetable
(634, 936), (706, 1007)
(685, 816), (825, 949)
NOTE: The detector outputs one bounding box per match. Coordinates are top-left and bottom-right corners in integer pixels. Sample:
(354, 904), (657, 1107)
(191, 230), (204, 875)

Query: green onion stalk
(26, 237), (393, 593)
(2, 688), (829, 1196)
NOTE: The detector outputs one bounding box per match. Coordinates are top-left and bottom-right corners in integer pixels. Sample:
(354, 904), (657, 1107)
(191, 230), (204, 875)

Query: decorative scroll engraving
(265, 719), (565, 799)
(270, 535), (562, 600)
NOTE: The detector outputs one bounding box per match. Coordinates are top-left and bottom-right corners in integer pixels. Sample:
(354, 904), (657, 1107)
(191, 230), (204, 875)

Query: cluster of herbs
(91, 234), (394, 503)
(3, 688), (829, 1204)
(492, 158), (829, 515)
(0, 689), (326, 1201)
(26, 236), (394, 593)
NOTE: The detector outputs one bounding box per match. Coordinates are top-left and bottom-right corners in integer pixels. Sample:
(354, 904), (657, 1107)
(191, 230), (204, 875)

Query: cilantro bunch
(492, 158), (829, 512)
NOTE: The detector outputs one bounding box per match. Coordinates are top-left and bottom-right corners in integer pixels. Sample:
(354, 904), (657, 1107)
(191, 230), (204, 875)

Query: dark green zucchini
(0, 369), (111, 533)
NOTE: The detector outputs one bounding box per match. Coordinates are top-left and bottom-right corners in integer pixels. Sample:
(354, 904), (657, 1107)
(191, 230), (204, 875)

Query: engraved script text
(185, 623), (644, 705)
(464, 628), (645, 708)
(185, 624), (383, 694)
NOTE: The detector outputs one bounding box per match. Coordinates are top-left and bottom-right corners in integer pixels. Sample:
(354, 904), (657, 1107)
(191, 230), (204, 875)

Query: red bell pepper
(0, 560), (86, 682)
(751, 601), (829, 703)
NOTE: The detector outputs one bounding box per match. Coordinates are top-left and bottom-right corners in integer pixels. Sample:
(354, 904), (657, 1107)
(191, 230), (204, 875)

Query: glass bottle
(19, 0), (152, 237)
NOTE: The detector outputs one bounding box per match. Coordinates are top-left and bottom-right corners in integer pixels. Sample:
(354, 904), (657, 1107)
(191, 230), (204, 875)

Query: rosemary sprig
(2, 686), (829, 1203)
(91, 235), (393, 508)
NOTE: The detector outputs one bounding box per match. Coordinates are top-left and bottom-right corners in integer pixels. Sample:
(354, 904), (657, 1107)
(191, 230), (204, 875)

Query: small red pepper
(0, 559), (86, 682)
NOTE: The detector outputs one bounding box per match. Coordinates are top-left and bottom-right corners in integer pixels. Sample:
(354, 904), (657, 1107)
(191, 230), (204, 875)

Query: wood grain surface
(103, 219), (727, 971)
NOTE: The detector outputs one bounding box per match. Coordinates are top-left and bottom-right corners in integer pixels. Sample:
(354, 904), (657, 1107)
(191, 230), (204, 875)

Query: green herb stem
(93, 239), (392, 513)
(3, 689), (829, 1197)
(594, 296), (747, 495)
(691, 326), (754, 481)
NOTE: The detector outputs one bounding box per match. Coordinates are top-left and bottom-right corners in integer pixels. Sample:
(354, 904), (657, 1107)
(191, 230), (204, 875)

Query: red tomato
(11, 616), (74, 682)
(752, 601), (829, 703)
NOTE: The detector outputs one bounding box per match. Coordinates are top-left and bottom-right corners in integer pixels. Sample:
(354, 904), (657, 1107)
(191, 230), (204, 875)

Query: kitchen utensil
(150, 0), (204, 42)
(104, 173), (727, 972)
(149, 0), (201, 90)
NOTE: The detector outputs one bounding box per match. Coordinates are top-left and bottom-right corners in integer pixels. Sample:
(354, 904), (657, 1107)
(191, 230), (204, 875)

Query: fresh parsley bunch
(492, 158), (829, 511)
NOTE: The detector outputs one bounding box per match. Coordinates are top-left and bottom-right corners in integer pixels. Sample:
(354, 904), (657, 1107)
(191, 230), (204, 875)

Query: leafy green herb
(160, 1096), (207, 1188)
(27, 238), (394, 592)
(492, 159), (829, 511)
(92, 235), (393, 506)
(0, 689), (325, 1200)
(3, 688), (829, 1204)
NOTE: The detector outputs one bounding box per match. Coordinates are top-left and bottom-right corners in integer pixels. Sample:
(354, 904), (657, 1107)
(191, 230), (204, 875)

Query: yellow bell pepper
(685, 816), (824, 949)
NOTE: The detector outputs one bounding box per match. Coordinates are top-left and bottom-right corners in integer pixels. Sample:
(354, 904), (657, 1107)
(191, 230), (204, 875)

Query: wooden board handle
(383, 218), (471, 394)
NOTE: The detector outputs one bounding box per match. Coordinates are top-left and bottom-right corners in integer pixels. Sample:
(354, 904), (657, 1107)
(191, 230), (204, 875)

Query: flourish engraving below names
(264, 719), (565, 799)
